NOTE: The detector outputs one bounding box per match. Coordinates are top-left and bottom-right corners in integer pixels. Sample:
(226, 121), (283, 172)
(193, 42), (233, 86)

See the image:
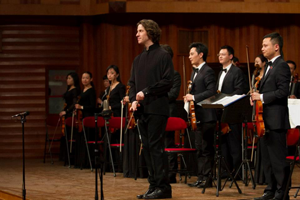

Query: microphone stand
(21, 115), (27, 200)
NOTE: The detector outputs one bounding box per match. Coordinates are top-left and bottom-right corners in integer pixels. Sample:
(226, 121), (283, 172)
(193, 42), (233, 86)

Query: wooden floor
(0, 159), (299, 200)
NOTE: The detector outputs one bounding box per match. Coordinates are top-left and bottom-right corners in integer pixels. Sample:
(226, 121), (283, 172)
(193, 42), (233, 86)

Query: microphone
(11, 111), (30, 118)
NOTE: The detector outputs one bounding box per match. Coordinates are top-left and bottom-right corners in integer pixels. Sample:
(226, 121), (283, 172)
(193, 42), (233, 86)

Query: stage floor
(0, 159), (299, 200)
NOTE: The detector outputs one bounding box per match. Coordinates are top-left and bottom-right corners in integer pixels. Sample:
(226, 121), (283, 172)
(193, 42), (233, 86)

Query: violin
(75, 96), (83, 132)
(125, 85), (136, 130)
(61, 103), (67, 136)
(187, 80), (197, 131)
(252, 78), (265, 137)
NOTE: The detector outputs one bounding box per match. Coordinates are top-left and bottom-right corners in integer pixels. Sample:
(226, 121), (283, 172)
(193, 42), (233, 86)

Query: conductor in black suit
(251, 32), (290, 200)
(184, 42), (217, 188)
(216, 45), (245, 178)
(129, 19), (174, 199)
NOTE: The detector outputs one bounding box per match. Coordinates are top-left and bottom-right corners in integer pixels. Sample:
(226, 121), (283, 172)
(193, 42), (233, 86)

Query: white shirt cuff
(260, 94), (264, 103)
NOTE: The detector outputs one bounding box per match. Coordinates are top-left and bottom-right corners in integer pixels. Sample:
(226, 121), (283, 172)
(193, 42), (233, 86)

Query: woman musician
(58, 72), (81, 162)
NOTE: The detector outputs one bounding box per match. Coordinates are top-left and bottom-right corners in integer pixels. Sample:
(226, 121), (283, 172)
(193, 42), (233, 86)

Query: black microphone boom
(12, 111), (30, 118)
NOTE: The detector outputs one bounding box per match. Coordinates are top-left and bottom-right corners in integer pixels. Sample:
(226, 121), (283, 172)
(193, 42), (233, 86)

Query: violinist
(59, 72), (81, 118)
(287, 60), (300, 99)
(102, 65), (125, 117)
(58, 72), (81, 162)
(161, 44), (181, 184)
(97, 75), (110, 108)
(216, 45), (245, 179)
(252, 54), (267, 89)
(75, 71), (96, 118)
(251, 32), (290, 200)
(184, 42), (217, 188)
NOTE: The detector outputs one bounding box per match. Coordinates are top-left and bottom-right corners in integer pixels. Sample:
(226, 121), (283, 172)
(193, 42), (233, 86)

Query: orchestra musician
(251, 32), (291, 200)
(184, 42), (217, 188)
(160, 44), (181, 184)
(287, 60), (300, 99)
(102, 65), (125, 117)
(75, 71), (96, 167)
(97, 75), (110, 108)
(59, 72), (81, 162)
(216, 45), (245, 178)
(129, 19), (174, 199)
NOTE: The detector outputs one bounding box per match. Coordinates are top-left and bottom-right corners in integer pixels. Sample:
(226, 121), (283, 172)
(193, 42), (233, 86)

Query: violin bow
(120, 100), (124, 152)
(48, 117), (61, 153)
(70, 110), (75, 153)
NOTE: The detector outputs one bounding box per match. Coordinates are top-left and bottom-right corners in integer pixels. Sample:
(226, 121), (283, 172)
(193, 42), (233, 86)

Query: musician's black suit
(191, 63), (217, 181)
(216, 64), (245, 175)
(259, 56), (290, 199)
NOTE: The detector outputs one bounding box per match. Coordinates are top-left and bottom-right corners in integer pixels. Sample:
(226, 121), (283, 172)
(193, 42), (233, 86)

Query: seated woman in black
(103, 65), (125, 117)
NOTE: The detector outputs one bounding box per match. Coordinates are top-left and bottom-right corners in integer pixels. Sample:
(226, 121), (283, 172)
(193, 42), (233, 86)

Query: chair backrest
(82, 116), (105, 128)
(65, 117), (76, 127)
(165, 117), (187, 132)
(46, 115), (61, 127)
(108, 117), (126, 129)
(287, 128), (300, 146)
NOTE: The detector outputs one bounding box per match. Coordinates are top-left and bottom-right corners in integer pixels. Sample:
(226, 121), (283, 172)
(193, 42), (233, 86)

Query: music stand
(200, 93), (245, 196)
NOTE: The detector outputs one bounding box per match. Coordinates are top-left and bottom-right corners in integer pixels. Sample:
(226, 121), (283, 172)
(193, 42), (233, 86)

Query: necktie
(222, 68), (227, 73)
(193, 68), (199, 73)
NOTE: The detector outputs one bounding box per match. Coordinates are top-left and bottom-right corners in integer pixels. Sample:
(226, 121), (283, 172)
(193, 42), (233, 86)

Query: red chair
(82, 116), (105, 171)
(285, 128), (300, 199)
(164, 117), (196, 183)
(102, 117), (125, 177)
(43, 115), (62, 164)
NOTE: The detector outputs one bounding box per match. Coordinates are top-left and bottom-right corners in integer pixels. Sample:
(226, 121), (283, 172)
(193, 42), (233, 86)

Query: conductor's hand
(251, 92), (261, 101)
(136, 91), (144, 101)
(130, 101), (140, 111)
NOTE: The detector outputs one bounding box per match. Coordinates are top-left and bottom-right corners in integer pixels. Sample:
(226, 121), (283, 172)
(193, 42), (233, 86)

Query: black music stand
(200, 93), (245, 196)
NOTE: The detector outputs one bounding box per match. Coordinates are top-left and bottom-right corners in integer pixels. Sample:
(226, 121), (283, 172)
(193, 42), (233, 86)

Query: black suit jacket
(259, 56), (290, 130)
(191, 63), (217, 123)
(216, 64), (245, 95)
(168, 70), (181, 117)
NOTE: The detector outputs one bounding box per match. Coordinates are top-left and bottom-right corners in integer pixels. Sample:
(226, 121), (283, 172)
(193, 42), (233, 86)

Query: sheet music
(210, 94), (246, 107)
(184, 101), (189, 114)
(288, 99), (300, 128)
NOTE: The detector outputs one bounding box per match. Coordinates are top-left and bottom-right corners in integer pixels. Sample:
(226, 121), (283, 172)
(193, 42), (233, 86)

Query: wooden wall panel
(0, 24), (80, 159)
(94, 14), (300, 100)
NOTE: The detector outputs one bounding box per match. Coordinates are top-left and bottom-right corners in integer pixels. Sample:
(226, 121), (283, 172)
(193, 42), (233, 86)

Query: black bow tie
(193, 68), (199, 73)
(267, 61), (272, 66)
(222, 68), (227, 73)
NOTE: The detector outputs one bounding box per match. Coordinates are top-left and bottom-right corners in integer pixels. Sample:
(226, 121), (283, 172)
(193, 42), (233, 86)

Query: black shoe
(254, 191), (275, 200)
(137, 188), (155, 199)
(144, 188), (172, 199)
(197, 180), (212, 188)
(188, 180), (203, 187)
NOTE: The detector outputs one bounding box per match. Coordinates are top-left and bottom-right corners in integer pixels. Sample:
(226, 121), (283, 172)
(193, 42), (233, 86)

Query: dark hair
(66, 72), (81, 95)
(286, 60), (297, 70)
(232, 57), (239, 63)
(189, 42), (208, 61)
(106, 65), (122, 83)
(220, 45), (234, 59)
(160, 44), (174, 58)
(82, 71), (94, 87)
(137, 19), (161, 44)
(103, 75), (108, 80)
(256, 54), (267, 64)
(263, 32), (283, 57)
